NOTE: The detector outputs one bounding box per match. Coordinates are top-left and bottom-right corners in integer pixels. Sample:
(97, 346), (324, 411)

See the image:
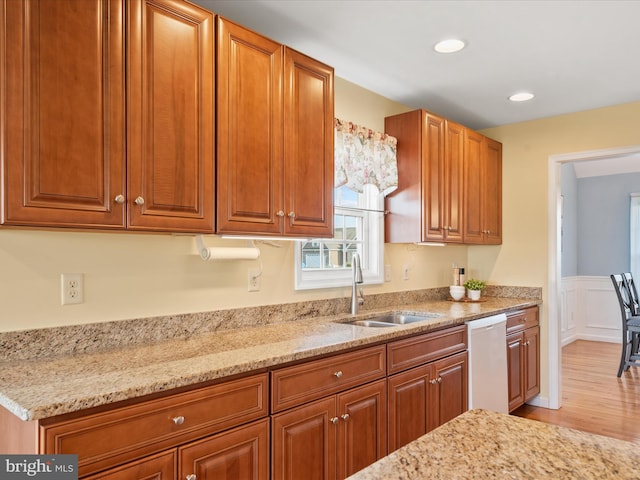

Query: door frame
(547, 145), (640, 409)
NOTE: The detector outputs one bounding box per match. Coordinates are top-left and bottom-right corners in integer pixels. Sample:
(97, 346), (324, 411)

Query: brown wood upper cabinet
(384, 109), (501, 245)
(1, 0), (215, 233)
(216, 17), (334, 238)
(463, 130), (502, 244)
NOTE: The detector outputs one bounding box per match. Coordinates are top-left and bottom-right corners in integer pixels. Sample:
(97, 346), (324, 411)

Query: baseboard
(526, 394), (550, 409)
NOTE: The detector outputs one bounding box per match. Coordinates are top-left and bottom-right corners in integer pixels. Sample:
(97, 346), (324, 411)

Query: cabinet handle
(172, 415), (185, 425)
(114, 194), (125, 204)
(333, 371), (343, 378)
(186, 475), (196, 480)
(341, 413), (350, 421)
(134, 196), (145, 206)
(288, 211), (295, 218)
(330, 417), (339, 424)
(438, 377), (442, 383)
(276, 210), (285, 217)
(429, 379), (437, 385)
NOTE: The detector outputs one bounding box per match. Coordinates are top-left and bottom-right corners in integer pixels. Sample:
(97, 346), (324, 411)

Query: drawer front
(41, 373), (268, 477)
(506, 306), (539, 334)
(387, 325), (467, 375)
(271, 345), (386, 412)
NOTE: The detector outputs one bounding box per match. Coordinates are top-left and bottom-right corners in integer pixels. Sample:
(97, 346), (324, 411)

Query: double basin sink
(346, 312), (442, 328)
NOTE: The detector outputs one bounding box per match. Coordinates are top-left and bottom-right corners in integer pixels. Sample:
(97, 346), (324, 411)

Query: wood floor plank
(512, 340), (640, 443)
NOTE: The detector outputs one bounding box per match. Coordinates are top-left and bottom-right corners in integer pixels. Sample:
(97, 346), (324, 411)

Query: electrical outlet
(248, 268), (261, 292)
(384, 264), (392, 282)
(61, 273), (84, 305)
(402, 264), (410, 280)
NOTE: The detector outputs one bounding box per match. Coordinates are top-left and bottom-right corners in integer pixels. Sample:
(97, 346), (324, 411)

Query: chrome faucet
(351, 253), (364, 315)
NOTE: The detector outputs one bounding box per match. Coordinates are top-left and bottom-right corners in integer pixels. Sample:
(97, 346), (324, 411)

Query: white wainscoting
(561, 276), (621, 346)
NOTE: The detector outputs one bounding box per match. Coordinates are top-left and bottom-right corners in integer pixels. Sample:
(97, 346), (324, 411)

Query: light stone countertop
(347, 409), (640, 480)
(0, 296), (539, 421)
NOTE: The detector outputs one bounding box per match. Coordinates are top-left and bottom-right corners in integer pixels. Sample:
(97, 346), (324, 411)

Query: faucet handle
(358, 288), (365, 305)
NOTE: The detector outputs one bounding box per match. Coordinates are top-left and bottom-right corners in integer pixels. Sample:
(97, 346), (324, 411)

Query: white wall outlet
(61, 273), (84, 305)
(402, 264), (410, 280)
(384, 264), (392, 282)
(248, 268), (261, 292)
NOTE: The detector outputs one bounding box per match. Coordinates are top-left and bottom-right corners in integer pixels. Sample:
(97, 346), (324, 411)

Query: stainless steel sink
(347, 312), (442, 328)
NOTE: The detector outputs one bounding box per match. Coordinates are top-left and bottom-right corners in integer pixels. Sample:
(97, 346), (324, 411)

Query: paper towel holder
(195, 235), (260, 261)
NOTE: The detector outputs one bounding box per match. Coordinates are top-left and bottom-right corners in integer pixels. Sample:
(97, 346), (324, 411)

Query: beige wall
(0, 77), (470, 333)
(479, 100), (640, 401)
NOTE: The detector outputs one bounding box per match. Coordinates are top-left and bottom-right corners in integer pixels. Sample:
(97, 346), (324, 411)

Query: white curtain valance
(334, 118), (398, 196)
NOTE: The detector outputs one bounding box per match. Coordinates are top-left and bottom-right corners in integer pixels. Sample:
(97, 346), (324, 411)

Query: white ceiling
(573, 154), (640, 178)
(196, 0), (640, 130)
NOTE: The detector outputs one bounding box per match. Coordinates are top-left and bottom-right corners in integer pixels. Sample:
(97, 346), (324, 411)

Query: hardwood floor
(512, 339), (640, 443)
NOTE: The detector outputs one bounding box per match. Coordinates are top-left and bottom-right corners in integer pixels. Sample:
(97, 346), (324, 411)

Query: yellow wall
(479, 100), (640, 400)
(0, 77), (469, 333)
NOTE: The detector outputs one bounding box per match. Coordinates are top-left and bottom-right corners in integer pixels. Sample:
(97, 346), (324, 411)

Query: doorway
(548, 145), (640, 409)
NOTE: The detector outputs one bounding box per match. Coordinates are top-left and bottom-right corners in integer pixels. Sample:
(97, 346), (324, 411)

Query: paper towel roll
(200, 246), (260, 261)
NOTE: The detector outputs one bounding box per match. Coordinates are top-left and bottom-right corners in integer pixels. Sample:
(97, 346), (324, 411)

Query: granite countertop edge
(0, 297), (540, 421)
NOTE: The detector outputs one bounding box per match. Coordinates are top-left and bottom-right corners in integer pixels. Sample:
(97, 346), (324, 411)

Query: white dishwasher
(465, 313), (508, 413)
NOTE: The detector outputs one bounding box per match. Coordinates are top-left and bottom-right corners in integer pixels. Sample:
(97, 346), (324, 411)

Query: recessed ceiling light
(434, 39), (465, 54)
(509, 92), (535, 102)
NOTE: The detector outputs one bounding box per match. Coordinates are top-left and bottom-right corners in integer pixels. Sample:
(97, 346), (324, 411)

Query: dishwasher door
(465, 313), (508, 413)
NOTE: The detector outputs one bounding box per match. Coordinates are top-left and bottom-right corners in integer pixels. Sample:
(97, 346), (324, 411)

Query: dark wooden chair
(623, 272), (640, 316)
(611, 273), (640, 376)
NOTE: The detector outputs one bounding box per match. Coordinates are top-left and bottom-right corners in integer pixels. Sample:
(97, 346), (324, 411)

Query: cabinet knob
(437, 377), (442, 383)
(114, 194), (125, 204)
(135, 196), (145, 206)
(330, 416), (339, 424)
(288, 211), (295, 218)
(276, 210), (285, 217)
(172, 415), (185, 425)
(333, 371), (343, 378)
(341, 413), (350, 421)
(429, 379), (437, 385)
(186, 475), (197, 480)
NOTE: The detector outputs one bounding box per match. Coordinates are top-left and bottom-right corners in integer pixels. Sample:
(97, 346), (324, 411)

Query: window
(294, 184), (384, 290)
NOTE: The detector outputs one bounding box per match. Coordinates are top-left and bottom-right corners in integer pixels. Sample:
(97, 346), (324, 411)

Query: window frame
(294, 187), (384, 290)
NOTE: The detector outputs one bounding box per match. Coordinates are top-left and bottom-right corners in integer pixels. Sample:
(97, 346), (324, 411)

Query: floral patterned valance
(334, 118), (398, 197)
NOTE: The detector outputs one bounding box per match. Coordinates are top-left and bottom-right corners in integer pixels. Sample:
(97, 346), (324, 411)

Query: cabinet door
(336, 380), (386, 479)
(421, 112), (446, 242)
(524, 326), (540, 401)
(443, 120), (465, 243)
(506, 332), (525, 412)
(83, 451), (175, 480)
(179, 418), (269, 480)
(387, 364), (432, 452)
(431, 351), (468, 428)
(272, 397), (337, 480)
(127, 0), (214, 232)
(283, 48), (334, 237)
(216, 17), (284, 235)
(1, 0), (126, 228)
(462, 128), (484, 243)
(482, 137), (502, 244)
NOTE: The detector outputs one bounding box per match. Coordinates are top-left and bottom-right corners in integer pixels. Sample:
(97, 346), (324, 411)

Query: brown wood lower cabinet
(84, 419), (269, 480)
(270, 346), (387, 480)
(506, 307), (541, 412)
(387, 351), (468, 452)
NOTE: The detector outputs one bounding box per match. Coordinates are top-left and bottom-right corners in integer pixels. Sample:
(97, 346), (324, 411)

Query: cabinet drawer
(271, 345), (386, 412)
(387, 325), (467, 375)
(506, 307), (539, 334)
(41, 373), (268, 477)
